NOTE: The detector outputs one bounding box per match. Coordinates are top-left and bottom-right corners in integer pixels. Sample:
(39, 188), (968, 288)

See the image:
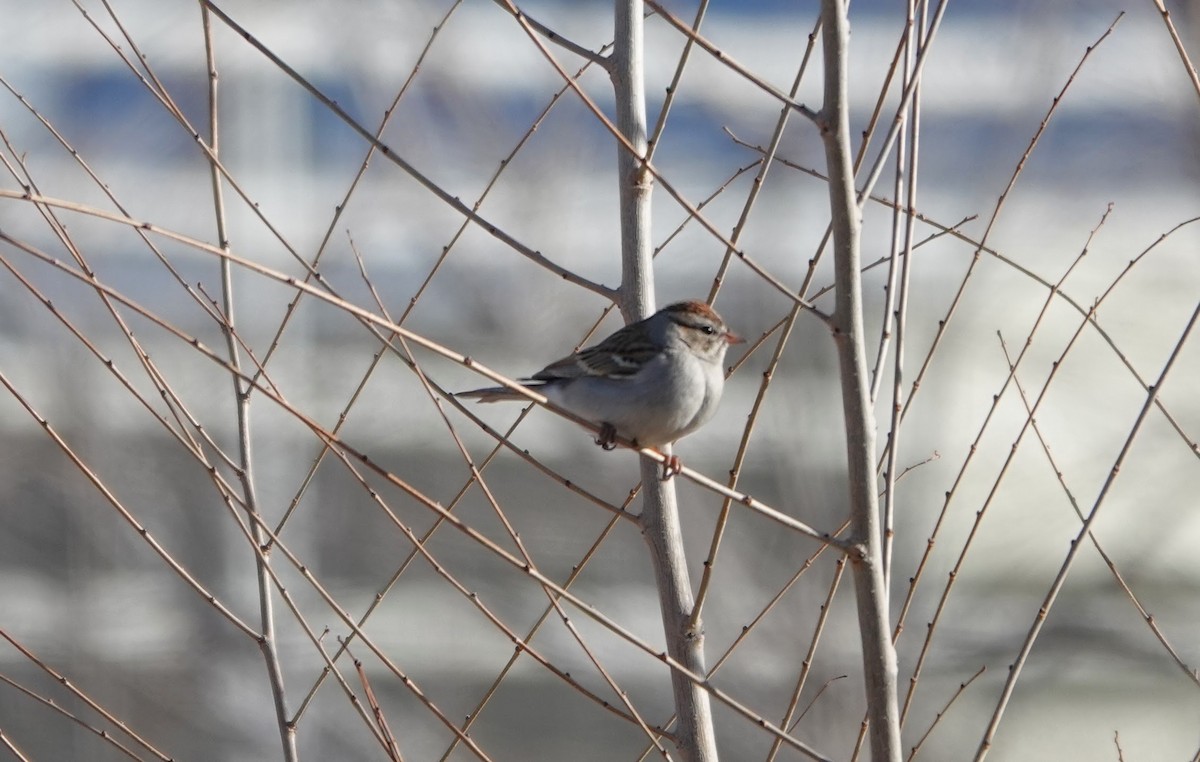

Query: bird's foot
(660, 455), (682, 481)
(595, 423), (618, 451)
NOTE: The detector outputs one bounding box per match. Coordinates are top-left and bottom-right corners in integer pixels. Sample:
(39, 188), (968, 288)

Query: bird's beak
(725, 331), (745, 345)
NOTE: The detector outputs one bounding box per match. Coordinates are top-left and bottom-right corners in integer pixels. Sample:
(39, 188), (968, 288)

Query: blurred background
(1, 0), (1198, 759)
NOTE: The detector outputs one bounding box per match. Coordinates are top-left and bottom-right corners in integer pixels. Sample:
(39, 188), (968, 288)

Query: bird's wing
(531, 322), (659, 381)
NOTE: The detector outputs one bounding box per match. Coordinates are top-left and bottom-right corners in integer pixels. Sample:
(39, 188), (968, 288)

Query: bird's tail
(454, 385), (533, 403)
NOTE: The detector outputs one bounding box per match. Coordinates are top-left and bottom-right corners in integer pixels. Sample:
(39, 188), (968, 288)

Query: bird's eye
(701, 325), (716, 335)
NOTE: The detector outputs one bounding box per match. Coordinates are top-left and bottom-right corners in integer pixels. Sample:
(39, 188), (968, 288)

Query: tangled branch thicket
(1, 1), (1197, 760)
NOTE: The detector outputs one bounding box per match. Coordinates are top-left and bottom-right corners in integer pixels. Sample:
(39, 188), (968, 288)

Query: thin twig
(905, 666), (986, 760)
(706, 10), (825, 308)
(976, 299), (1200, 760)
(0, 371), (259, 639)
(497, 2), (611, 68)
(0, 728), (32, 762)
(1148, 0), (1200, 106)
(894, 12), (1124, 431)
(0, 84), (239, 472)
(641, 0), (819, 122)
(348, 647), (404, 762)
(1000, 334), (1200, 689)
(0, 630), (171, 760)
(255, 0), (465, 382)
(766, 558), (847, 761)
(880, 0), (926, 597)
(644, 0), (710, 164)
(898, 206), (1107, 726)
(199, 0), (615, 300)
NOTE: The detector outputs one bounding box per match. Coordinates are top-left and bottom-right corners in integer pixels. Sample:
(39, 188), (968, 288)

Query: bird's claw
(595, 423), (618, 451)
(592, 425), (680, 479)
(660, 455), (682, 481)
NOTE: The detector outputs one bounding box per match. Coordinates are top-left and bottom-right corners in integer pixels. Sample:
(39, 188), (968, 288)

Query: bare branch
(200, 8), (297, 759)
(976, 298), (1200, 760)
(198, 1), (619, 301)
(817, 0), (902, 759)
(1148, 0), (1200, 105)
(643, 0), (819, 122)
(493, 1), (611, 69)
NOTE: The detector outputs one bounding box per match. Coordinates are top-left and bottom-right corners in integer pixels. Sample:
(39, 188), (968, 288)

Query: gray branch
(818, 1), (903, 760)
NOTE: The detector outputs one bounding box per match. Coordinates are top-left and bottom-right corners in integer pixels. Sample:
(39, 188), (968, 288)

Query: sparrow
(457, 300), (742, 477)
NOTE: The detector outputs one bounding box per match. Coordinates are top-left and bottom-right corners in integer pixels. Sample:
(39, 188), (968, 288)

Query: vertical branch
(613, 0), (653, 321)
(817, 1), (902, 760)
(611, 1), (717, 759)
(201, 7), (297, 760)
(882, 0), (924, 594)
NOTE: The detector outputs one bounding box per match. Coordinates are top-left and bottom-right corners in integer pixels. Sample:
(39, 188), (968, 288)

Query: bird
(457, 300), (743, 478)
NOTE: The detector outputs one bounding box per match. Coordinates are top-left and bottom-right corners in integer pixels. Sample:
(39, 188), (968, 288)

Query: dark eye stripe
(671, 314), (719, 334)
